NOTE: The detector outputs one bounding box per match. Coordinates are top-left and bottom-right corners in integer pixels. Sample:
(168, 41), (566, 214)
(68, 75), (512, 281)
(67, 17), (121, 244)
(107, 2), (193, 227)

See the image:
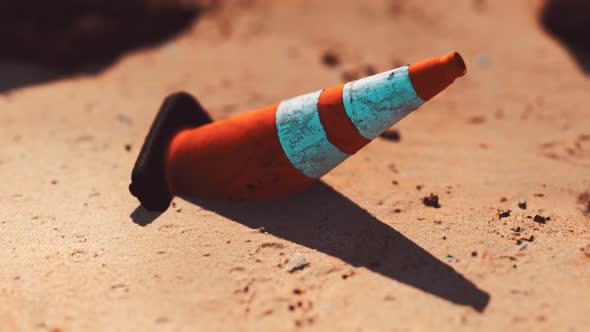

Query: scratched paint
(276, 90), (350, 179)
(342, 66), (424, 140)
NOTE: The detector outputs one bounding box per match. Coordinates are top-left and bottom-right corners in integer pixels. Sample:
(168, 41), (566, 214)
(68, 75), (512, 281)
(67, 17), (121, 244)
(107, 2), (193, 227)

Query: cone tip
(445, 51), (467, 78)
(408, 51), (467, 101)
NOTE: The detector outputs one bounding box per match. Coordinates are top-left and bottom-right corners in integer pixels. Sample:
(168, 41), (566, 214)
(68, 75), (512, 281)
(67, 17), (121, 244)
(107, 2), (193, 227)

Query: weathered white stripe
(342, 66), (425, 140)
(276, 90), (350, 179)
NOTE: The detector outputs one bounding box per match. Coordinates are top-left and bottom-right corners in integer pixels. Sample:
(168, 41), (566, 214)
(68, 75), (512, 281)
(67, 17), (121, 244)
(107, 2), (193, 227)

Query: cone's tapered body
(130, 52), (467, 211)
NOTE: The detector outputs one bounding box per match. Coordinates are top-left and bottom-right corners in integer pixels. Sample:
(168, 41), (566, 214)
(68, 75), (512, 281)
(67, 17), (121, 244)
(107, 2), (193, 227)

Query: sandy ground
(1, 0), (590, 331)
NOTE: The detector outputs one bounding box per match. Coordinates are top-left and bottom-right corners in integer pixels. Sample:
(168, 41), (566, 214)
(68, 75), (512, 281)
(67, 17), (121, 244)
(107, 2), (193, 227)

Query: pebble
(422, 193), (441, 208)
(380, 127), (401, 141)
(321, 51), (340, 67)
(446, 255), (459, 263)
(518, 199), (527, 210)
(498, 210), (511, 219)
(286, 252), (309, 273)
(533, 215), (549, 224)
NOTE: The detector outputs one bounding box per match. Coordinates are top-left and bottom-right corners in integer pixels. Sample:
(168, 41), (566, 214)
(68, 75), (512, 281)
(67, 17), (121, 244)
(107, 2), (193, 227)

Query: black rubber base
(129, 92), (212, 211)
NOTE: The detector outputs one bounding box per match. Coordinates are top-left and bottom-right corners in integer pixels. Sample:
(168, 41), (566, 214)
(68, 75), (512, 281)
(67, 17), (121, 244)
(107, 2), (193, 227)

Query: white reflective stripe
(276, 90), (350, 179)
(342, 66), (424, 140)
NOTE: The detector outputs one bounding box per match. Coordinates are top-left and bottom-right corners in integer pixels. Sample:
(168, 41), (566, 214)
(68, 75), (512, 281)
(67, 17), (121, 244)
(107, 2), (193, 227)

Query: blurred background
(1, 0), (588, 92)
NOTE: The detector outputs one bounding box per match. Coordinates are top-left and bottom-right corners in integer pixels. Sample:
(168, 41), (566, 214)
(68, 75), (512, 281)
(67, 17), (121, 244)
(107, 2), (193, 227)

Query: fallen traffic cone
(130, 51), (467, 211)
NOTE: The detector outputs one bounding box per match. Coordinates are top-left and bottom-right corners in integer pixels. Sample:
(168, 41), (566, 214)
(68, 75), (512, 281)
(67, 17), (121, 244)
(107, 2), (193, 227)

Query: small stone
(518, 199), (527, 210)
(446, 255), (458, 263)
(380, 127), (401, 141)
(422, 193), (441, 208)
(321, 51), (340, 67)
(471, 251), (477, 257)
(286, 252), (309, 273)
(498, 210), (511, 219)
(533, 215), (548, 224)
(518, 235), (534, 243)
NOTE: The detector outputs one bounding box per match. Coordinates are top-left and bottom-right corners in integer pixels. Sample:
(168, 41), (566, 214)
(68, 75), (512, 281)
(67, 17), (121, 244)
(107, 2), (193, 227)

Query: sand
(1, 0), (589, 331)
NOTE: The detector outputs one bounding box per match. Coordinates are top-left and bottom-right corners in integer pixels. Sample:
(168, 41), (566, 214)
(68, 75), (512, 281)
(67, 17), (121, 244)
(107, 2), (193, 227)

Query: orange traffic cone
(130, 52), (466, 211)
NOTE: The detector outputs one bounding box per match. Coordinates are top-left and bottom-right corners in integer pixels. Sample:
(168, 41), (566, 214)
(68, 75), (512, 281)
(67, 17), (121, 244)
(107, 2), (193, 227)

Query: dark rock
(498, 210), (511, 220)
(422, 194), (441, 208)
(321, 51), (340, 67)
(533, 215), (548, 224)
(380, 128), (401, 141)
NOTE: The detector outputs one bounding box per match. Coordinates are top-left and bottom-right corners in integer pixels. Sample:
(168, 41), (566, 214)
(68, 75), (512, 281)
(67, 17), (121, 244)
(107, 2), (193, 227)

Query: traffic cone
(130, 51), (466, 211)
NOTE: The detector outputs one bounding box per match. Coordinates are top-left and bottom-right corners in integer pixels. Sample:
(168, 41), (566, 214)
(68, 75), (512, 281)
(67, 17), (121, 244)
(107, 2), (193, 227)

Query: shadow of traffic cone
(130, 51), (467, 211)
